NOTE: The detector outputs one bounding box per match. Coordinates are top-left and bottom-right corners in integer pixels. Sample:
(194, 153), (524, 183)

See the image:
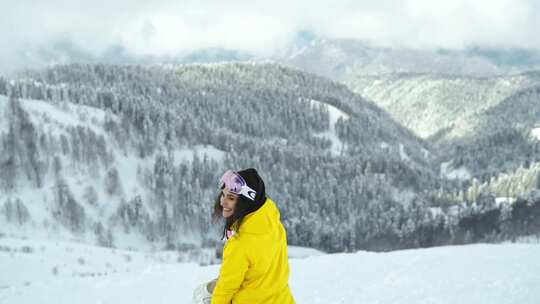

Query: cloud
(0, 0), (539, 72)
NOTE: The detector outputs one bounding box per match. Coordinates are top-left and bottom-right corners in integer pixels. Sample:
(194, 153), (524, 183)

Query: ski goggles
(219, 170), (257, 201)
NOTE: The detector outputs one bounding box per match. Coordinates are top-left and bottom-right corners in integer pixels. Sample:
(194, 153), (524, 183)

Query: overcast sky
(1, 0), (539, 71)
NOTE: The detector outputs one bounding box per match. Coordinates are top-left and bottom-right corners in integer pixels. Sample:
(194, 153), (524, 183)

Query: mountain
(11, 34), (540, 80)
(281, 38), (540, 81)
(2, 237), (539, 304)
(347, 72), (540, 139)
(347, 71), (540, 182)
(2, 63), (539, 253)
(0, 63), (447, 253)
(447, 83), (540, 180)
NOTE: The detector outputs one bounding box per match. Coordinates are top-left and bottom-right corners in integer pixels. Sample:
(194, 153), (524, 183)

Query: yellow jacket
(211, 197), (295, 304)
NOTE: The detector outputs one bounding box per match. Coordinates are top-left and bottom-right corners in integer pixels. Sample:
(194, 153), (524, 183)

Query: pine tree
(104, 167), (123, 196)
(53, 179), (85, 232)
(13, 199), (30, 225)
(2, 199), (13, 222)
(0, 124), (17, 191)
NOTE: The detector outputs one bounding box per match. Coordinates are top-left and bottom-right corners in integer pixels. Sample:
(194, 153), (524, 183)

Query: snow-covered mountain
(1, 237), (539, 304)
(14, 34), (540, 81)
(2, 63), (539, 255)
(347, 72), (540, 140)
(281, 38), (540, 81)
(0, 63), (446, 253)
(347, 71), (540, 182)
(0, 93), (225, 250)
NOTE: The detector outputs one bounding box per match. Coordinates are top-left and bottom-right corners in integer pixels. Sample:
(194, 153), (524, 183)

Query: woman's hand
(193, 278), (217, 304)
(207, 278), (218, 294)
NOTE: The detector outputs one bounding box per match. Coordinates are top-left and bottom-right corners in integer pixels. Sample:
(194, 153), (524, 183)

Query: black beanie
(237, 168), (266, 212)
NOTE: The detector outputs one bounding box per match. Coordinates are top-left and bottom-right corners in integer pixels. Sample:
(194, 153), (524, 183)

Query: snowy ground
(1, 238), (539, 304)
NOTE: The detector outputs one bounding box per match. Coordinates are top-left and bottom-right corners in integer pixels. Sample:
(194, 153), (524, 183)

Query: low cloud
(1, 0), (539, 72)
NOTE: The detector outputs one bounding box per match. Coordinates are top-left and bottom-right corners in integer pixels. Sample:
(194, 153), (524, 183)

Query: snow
(287, 246), (326, 259)
(113, 144), (225, 203)
(495, 197), (516, 206)
(113, 152), (146, 198)
(0, 94), (110, 140)
(440, 161), (472, 180)
(173, 145), (226, 164)
(399, 143), (411, 162)
(309, 99), (350, 156)
(24, 97), (107, 137)
(506, 235), (540, 244)
(288, 46), (308, 60)
(348, 72), (538, 140)
(421, 147), (430, 159)
(0, 238), (216, 291)
(390, 188), (416, 207)
(429, 207), (444, 217)
(446, 167), (472, 180)
(1, 238), (539, 304)
(532, 127), (540, 141)
(0, 95), (227, 251)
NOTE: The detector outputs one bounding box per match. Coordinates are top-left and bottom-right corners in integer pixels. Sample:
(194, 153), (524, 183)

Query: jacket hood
(236, 168), (266, 213)
(238, 197), (280, 235)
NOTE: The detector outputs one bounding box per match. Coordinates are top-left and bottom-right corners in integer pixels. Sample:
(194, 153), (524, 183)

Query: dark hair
(211, 187), (261, 240)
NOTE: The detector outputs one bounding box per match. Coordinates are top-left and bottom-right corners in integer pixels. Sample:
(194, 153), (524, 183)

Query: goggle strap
(237, 184), (257, 201)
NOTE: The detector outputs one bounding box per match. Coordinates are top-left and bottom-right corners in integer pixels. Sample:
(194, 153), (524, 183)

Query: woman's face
(220, 188), (239, 218)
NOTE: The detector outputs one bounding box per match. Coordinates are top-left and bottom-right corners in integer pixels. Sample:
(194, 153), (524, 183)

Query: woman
(209, 168), (295, 304)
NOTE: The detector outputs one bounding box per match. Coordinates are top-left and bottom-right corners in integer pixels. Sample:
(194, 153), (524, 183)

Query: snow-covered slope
(1, 238), (539, 304)
(309, 99), (350, 156)
(281, 38), (540, 82)
(347, 72), (540, 140)
(0, 94), (226, 249)
(346, 72), (540, 182)
(0, 63), (446, 254)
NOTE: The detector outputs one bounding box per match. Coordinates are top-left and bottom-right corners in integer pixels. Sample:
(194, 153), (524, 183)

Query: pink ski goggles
(219, 170), (257, 201)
